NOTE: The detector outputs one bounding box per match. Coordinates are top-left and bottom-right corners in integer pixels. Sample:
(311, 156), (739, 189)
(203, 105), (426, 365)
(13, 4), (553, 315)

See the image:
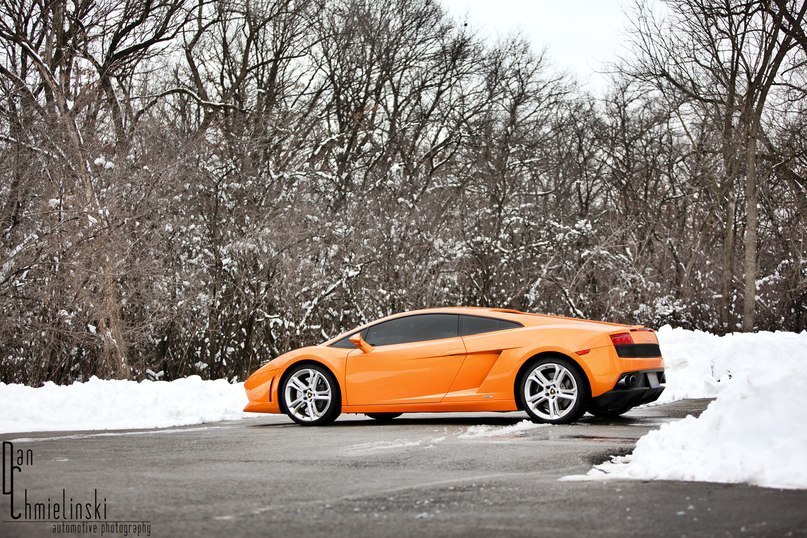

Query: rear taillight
(610, 332), (634, 346)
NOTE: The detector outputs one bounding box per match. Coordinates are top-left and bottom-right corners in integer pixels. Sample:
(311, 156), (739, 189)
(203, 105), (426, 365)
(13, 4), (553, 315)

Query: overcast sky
(439, 0), (663, 95)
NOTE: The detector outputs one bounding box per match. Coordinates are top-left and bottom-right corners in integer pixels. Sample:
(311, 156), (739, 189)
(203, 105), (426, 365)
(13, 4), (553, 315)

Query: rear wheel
(520, 358), (587, 424)
(365, 413), (402, 422)
(281, 364), (341, 426)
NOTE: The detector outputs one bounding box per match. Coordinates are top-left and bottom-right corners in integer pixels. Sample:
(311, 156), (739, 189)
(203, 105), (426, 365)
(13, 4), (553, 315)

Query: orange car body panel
(345, 335), (467, 405)
(243, 307), (664, 415)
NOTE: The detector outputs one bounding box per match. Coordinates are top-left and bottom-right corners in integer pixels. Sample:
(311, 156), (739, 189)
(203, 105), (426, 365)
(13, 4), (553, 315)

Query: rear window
(460, 315), (522, 336)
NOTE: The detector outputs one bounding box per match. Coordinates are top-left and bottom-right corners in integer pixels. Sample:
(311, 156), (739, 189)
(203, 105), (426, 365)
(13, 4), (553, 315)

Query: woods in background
(0, 0), (805, 385)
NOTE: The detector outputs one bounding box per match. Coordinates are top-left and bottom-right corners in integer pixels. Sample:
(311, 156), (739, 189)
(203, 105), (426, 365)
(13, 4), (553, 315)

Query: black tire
(365, 413), (402, 422)
(280, 364), (341, 426)
(518, 357), (588, 425)
(588, 407), (631, 419)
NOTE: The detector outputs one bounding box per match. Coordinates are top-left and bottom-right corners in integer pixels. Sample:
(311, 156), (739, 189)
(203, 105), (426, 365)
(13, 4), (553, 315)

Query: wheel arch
(513, 351), (592, 411)
(277, 358), (343, 414)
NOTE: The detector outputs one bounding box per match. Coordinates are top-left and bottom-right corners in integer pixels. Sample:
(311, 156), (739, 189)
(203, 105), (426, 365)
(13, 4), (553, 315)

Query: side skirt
(343, 400), (519, 414)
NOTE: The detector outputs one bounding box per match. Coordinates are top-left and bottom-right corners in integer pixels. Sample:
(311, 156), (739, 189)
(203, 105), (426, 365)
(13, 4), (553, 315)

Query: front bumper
(588, 370), (665, 413)
(243, 369), (281, 414)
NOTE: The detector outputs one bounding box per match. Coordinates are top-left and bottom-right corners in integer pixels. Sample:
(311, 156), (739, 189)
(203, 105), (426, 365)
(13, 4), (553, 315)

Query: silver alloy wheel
(523, 362), (579, 420)
(284, 368), (332, 422)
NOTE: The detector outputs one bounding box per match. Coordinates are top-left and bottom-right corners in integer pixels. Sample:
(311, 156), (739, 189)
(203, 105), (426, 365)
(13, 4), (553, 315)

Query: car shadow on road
(248, 414), (643, 428)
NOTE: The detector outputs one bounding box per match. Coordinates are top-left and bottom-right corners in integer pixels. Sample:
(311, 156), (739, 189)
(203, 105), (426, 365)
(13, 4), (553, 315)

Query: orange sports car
(243, 307), (666, 425)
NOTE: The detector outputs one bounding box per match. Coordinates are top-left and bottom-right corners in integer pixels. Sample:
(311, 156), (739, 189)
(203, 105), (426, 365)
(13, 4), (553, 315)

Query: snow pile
(654, 326), (723, 401)
(568, 327), (807, 489)
(459, 420), (549, 439)
(656, 325), (807, 402)
(0, 376), (247, 434)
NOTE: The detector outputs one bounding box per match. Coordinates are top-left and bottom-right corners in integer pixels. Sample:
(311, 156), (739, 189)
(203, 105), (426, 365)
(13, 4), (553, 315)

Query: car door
(443, 315), (524, 400)
(345, 314), (466, 405)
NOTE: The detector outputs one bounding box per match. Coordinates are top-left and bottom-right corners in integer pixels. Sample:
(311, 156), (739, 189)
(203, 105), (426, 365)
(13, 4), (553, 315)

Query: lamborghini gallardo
(243, 307), (665, 425)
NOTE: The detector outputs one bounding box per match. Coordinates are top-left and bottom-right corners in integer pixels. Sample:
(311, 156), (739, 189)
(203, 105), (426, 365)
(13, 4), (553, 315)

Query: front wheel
(520, 358), (587, 424)
(281, 364), (341, 426)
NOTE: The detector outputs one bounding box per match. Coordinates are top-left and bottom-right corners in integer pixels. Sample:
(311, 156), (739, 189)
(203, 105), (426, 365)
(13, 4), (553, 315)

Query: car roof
(321, 306), (636, 346)
(404, 306), (631, 327)
(393, 306), (534, 322)
(320, 307), (540, 347)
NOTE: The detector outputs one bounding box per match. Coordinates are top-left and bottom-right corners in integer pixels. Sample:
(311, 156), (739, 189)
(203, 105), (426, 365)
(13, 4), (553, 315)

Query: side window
(365, 314), (458, 346)
(330, 329), (367, 349)
(460, 315), (522, 336)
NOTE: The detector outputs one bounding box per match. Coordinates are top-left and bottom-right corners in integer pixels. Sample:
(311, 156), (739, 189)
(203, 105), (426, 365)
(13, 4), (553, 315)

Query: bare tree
(1, 0), (805, 385)
(625, 0), (806, 331)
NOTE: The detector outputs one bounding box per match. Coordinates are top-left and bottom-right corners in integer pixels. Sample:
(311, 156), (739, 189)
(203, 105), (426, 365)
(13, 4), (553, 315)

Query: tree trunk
(100, 270), (131, 379)
(742, 121), (759, 332)
(721, 188), (737, 332)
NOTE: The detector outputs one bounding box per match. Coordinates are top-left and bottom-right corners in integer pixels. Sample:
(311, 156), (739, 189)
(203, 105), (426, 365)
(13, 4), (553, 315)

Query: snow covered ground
(566, 326), (807, 489)
(0, 376), (247, 434)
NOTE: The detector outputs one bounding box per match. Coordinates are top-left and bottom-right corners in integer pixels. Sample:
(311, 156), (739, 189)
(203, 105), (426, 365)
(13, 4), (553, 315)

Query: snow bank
(0, 376), (247, 434)
(567, 327), (807, 489)
(654, 325), (806, 402)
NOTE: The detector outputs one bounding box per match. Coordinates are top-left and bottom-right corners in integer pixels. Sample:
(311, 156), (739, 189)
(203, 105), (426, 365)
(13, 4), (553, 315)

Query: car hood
(248, 345), (322, 379)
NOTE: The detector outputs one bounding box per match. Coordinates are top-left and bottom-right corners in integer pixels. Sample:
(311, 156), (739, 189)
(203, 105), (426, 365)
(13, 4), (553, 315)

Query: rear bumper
(588, 370), (665, 412)
(582, 343), (665, 397)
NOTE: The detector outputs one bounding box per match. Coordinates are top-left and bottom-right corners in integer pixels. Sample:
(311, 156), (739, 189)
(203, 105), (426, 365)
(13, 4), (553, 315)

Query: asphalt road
(1, 399), (805, 537)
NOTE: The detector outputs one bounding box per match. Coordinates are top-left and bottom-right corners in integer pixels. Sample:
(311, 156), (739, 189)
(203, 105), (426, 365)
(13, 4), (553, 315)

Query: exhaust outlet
(617, 374), (638, 389)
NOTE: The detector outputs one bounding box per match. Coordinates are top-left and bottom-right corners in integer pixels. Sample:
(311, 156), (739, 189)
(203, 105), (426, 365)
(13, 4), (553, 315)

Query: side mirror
(349, 333), (374, 354)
